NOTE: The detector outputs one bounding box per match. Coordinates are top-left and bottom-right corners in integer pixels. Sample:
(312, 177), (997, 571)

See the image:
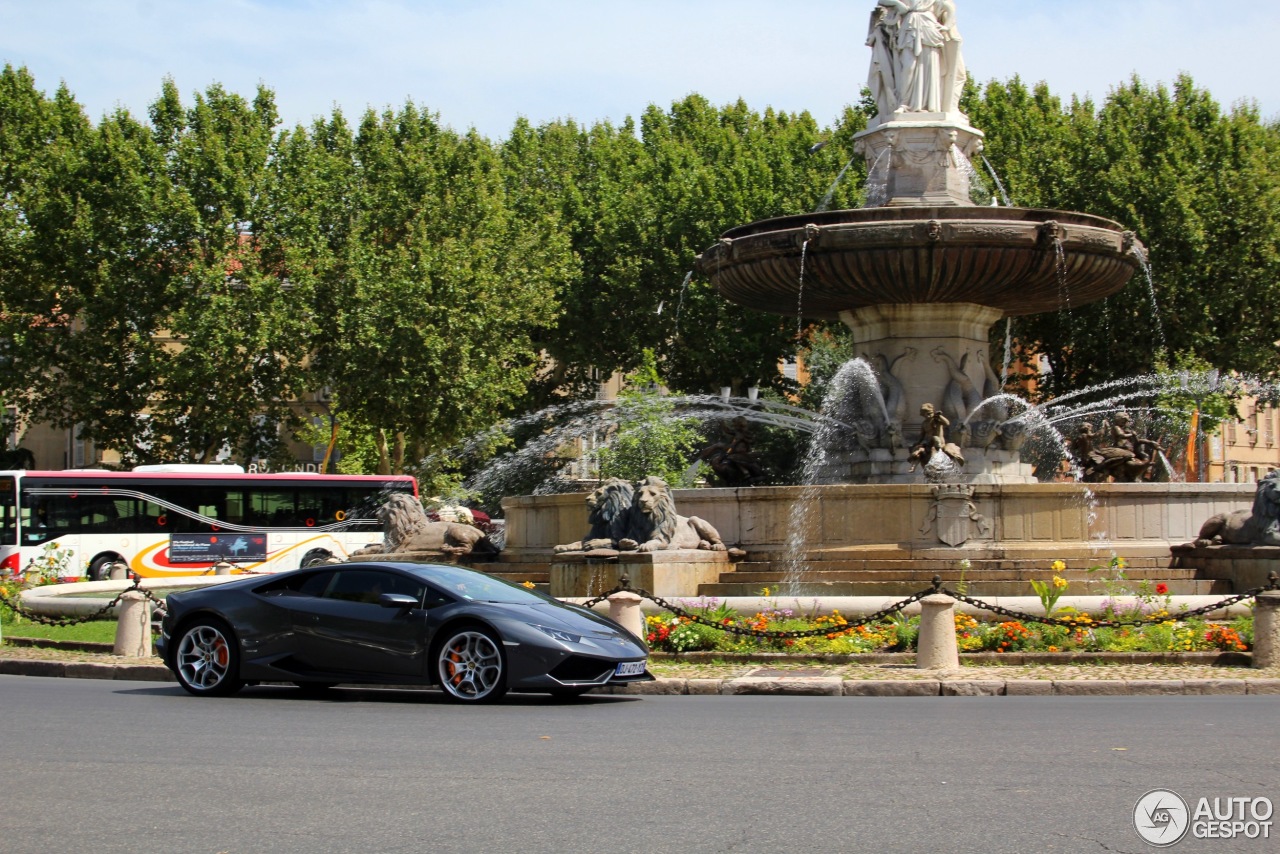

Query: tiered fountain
(500, 1), (1256, 598)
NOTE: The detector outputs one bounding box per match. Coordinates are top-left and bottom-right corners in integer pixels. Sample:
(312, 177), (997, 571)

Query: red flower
(1155, 583), (1169, 595)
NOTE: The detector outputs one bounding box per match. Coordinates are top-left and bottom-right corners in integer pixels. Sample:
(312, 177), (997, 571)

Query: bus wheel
(88, 555), (123, 581)
(300, 549), (333, 569)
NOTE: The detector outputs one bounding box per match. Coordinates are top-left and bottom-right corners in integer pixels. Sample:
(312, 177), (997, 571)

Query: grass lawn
(1, 611), (120, 644)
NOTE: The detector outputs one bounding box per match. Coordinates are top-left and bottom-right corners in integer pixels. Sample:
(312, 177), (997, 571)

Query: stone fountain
(500, 0), (1258, 598)
(696, 0), (1141, 485)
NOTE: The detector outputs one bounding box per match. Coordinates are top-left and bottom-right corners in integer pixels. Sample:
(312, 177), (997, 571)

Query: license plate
(614, 660), (646, 678)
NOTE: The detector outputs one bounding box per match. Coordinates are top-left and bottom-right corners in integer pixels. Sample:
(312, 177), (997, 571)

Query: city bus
(0, 466), (417, 579)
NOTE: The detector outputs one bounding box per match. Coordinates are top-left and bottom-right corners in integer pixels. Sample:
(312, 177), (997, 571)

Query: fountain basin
(18, 576), (239, 618)
(696, 207), (1141, 319)
(503, 483), (1255, 597)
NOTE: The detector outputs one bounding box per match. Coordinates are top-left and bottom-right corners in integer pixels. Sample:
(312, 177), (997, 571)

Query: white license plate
(614, 660), (646, 677)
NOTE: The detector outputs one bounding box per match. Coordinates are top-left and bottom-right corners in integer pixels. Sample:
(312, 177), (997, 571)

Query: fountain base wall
(504, 483), (1252, 565)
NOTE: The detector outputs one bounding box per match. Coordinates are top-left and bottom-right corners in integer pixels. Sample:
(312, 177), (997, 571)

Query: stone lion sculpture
(553, 478), (635, 553)
(619, 476), (727, 553)
(1194, 470), (1280, 547)
(351, 493), (498, 558)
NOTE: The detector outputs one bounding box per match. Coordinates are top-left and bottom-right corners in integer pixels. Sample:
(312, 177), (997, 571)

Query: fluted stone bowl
(696, 207), (1143, 319)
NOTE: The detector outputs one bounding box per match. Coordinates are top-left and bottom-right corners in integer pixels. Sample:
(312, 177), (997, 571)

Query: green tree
(976, 75), (1280, 393)
(596, 352), (706, 486)
(311, 104), (570, 473)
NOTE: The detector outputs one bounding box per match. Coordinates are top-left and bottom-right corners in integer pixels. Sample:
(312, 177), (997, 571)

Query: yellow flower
(1052, 575), (1068, 590)
(1051, 560), (1066, 573)
(521, 581), (535, 589)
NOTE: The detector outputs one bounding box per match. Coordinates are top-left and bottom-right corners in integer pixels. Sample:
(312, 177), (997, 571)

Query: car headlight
(533, 625), (585, 645)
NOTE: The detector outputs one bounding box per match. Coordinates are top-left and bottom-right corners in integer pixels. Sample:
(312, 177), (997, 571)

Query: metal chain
(579, 572), (1280, 640)
(580, 576), (937, 640)
(1, 576), (164, 628)
(944, 586), (1268, 630)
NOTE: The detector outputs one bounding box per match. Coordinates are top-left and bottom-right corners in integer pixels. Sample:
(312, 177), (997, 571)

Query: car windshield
(405, 564), (548, 605)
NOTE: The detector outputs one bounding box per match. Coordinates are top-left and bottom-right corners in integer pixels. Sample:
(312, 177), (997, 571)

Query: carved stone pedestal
(853, 115), (984, 207)
(551, 550), (732, 599)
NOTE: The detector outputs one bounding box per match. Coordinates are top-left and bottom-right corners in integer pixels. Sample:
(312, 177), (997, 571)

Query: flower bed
(643, 598), (1254, 656)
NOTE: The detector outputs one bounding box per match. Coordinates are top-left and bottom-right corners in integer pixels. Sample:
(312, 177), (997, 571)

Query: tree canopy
(1, 64), (1278, 475)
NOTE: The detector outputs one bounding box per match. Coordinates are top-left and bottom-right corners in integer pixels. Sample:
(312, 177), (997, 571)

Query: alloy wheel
(437, 629), (506, 703)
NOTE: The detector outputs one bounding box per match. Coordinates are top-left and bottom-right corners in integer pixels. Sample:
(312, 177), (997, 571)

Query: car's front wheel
(436, 627), (507, 703)
(173, 618), (244, 697)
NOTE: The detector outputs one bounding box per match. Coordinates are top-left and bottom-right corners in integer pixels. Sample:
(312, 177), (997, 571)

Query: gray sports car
(156, 561), (651, 703)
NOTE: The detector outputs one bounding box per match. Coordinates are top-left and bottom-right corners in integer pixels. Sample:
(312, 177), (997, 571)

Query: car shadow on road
(115, 684), (643, 706)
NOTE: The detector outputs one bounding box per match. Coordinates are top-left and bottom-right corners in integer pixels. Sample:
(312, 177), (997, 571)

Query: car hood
(493, 601), (639, 639)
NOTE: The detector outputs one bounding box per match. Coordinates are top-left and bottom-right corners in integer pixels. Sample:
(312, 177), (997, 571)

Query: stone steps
(731, 557), (1172, 572)
(698, 578), (1230, 598)
(720, 568), (1202, 584)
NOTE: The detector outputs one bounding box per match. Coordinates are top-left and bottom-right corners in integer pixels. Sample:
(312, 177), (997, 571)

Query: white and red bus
(0, 466), (417, 579)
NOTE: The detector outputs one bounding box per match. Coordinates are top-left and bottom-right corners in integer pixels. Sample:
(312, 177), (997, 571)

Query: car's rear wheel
(173, 618), (244, 697)
(436, 627), (507, 703)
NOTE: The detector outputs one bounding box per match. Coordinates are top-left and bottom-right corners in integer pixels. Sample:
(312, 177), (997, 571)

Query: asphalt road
(1, 675), (1277, 854)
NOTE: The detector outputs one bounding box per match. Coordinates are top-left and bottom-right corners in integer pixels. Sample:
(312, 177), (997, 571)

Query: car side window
(422, 583), (458, 610)
(257, 570), (335, 598)
(324, 569), (425, 607)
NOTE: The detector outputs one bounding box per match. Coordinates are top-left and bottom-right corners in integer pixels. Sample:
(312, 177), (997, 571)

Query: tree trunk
(375, 429), (391, 475)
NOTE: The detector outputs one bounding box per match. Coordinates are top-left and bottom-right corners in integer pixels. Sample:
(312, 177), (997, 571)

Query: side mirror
(378, 593), (418, 609)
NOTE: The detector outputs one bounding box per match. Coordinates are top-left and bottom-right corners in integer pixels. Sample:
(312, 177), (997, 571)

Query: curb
(598, 676), (1280, 697)
(3, 657), (1279, 696)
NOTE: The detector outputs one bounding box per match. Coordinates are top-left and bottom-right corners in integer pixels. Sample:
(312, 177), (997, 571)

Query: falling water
(950, 145), (993, 205)
(673, 270), (694, 339)
(1001, 317), (1013, 386)
(1127, 244), (1167, 357)
(860, 147), (890, 209)
(797, 238), (811, 338)
(980, 154), (1013, 207)
(1051, 234), (1077, 352)
(817, 153), (859, 212)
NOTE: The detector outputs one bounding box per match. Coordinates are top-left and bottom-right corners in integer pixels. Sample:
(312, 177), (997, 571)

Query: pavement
(4, 640), (1280, 696)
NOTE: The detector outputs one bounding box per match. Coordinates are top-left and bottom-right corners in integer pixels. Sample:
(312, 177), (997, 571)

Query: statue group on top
(699, 416), (766, 486)
(1069, 412), (1165, 483)
(866, 0), (967, 116)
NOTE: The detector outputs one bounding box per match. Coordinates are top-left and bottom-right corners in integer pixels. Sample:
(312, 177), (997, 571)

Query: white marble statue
(866, 0), (967, 116)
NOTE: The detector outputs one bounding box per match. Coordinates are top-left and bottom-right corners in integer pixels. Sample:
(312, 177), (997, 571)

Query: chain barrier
(941, 570), (1280, 630)
(579, 572), (1280, 641)
(582, 575), (938, 640)
(1, 573), (167, 629)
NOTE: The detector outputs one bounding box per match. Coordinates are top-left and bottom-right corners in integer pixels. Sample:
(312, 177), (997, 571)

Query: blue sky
(0, 1), (1272, 138)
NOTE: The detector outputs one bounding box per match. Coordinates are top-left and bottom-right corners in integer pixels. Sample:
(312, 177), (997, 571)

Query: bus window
(20, 496), (60, 545)
(0, 476), (15, 546)
(252, 489), (301, 527)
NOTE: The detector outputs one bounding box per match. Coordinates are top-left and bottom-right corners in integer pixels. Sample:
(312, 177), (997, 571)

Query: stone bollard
(607, 591), (646, 643)
(1253, 591), (1280, 669)
(916, 594), (960, 671)
(213, 560), (233, 576)
(113, 590), (153, 658)
(108, 561), (129, 581)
